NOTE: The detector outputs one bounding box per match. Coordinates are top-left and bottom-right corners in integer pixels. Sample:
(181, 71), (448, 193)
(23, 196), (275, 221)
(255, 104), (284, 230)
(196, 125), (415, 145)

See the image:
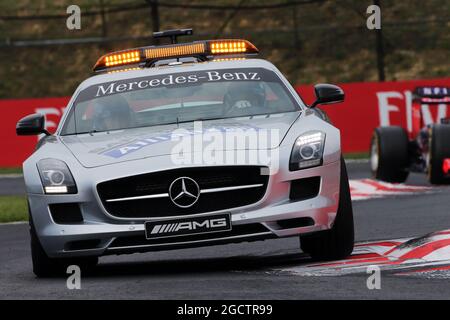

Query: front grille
(97, 166), (269, 219)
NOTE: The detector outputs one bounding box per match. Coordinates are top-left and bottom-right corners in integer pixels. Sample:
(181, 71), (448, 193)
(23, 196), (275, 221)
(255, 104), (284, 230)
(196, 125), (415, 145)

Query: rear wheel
(299, 158), (354, 261)
(370, 126), (409, 183)
(29, 209), (98, 278)
(428, 124), (450, 185)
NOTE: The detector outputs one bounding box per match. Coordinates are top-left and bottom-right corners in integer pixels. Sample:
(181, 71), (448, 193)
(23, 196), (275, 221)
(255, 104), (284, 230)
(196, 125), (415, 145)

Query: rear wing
(413, 86), (450, 104)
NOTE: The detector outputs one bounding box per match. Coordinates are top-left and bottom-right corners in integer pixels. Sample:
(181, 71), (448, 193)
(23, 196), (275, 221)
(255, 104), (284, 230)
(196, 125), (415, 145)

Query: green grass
(0, 196), (28, 223)
(344, 152), (369, 160)
(0, 167), (23, 175)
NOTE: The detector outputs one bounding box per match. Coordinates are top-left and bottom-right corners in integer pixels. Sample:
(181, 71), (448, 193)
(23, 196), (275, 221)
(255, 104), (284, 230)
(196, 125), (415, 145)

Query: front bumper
(28, 159), (341, 258)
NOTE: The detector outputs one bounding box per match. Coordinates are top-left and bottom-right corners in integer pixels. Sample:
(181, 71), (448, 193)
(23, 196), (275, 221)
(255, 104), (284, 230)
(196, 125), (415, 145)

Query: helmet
(92, 95), (132, 131)
(224, 82), (266, 114)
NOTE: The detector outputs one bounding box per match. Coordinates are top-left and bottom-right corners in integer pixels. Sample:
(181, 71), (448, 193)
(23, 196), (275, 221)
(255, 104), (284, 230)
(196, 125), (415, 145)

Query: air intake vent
(289, 177), (321, 201)
(49, 203), (83, 224)
(65, 239), (101, 251)
(275, 217), (315, 230)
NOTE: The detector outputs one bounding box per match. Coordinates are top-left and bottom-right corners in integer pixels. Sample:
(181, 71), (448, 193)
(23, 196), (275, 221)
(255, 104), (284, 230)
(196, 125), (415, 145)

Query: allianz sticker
(101, 123), (261, 158)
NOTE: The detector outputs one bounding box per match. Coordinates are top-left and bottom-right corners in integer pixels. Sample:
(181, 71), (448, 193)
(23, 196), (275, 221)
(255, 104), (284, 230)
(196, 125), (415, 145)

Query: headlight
(37, 159), (77, 194)
(289, 131), (326, 170)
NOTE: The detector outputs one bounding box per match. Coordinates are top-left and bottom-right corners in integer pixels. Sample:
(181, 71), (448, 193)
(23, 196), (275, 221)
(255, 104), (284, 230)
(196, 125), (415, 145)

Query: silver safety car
(17, 29), (354, 277)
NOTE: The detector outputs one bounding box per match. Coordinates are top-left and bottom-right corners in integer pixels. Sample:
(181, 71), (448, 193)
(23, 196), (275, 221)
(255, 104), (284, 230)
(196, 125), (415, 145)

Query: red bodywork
(411, 88), (450, 175)
(443, 159), (450, 175)
(410, 94), (450, 140)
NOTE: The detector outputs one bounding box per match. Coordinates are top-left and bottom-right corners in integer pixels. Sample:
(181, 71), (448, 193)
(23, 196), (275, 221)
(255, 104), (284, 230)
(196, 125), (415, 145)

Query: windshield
(61, 67), (301, 135)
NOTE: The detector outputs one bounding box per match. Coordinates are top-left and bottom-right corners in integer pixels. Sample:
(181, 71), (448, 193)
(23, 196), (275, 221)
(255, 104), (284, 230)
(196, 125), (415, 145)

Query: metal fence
(0, 0), (449, 98)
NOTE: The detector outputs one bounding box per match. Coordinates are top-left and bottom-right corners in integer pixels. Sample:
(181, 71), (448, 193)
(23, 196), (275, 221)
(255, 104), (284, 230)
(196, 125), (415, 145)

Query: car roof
(76, 58), (281, 91)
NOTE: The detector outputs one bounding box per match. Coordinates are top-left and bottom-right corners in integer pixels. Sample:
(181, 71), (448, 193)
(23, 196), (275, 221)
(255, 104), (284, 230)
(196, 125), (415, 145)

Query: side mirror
(16, 113), (50, 136)
(309, 84), (345, 108)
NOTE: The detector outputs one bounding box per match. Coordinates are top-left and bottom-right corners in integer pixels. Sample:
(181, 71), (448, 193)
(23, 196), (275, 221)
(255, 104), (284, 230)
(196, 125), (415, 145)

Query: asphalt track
(0, 175), (25, 195)
(1, 162), (449, 300)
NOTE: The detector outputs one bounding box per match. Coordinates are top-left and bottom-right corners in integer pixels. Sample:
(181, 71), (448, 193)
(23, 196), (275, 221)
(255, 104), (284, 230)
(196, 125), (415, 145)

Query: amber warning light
(93, 34), (259, 72)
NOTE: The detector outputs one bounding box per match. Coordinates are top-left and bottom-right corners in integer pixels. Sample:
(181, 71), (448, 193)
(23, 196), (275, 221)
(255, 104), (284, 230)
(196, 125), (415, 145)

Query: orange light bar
(107, 67), (142, 74)
(93, 39), (258, 72)
(145, 43), (205, 59)
(213, 57), (246, 62)
(209, 40), (258, 55)
(94, 49), (142, 71)
(104, 50), (141, 67)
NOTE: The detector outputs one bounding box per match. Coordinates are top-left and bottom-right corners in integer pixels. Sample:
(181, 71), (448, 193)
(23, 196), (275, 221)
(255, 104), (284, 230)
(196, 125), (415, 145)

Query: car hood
(60, 112), (300, 168)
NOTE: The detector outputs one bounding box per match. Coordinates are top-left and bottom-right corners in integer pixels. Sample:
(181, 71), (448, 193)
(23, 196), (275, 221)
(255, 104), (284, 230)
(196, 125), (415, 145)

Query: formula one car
(16, 29), (354, 277)
(371, 86), (450, 184)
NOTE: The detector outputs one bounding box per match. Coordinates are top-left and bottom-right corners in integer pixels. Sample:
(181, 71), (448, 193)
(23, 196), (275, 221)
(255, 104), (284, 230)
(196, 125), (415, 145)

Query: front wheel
(370, 126), (410, 183)
(299, 157), (354, 261)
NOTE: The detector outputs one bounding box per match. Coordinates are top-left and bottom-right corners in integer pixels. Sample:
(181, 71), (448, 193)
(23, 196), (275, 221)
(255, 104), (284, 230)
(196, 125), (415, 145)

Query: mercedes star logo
(169, 177), (200, 208)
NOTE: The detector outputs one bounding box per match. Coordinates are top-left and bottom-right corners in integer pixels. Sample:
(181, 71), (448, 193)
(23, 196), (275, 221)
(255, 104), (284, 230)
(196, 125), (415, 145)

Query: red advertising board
(297, 78), (450, 153)
(1, 97), (68, 167)
(1, 78), (449, 167)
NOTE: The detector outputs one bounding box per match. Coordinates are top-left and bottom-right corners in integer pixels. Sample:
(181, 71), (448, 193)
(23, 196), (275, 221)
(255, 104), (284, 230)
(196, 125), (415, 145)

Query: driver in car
(92, 95), (133, 132)
(223, 82), (266, 116)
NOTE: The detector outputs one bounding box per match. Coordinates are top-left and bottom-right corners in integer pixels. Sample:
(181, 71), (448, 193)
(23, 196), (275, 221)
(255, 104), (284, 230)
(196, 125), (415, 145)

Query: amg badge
(145, 214), (231, 239)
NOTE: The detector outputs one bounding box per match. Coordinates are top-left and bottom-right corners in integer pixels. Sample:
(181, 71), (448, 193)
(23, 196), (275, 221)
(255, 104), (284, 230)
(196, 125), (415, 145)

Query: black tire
(428, 124), (450, 185)
(299, 158), (354, 261)
(29, 209), (98, 278)
(370, 126), (409, 183)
